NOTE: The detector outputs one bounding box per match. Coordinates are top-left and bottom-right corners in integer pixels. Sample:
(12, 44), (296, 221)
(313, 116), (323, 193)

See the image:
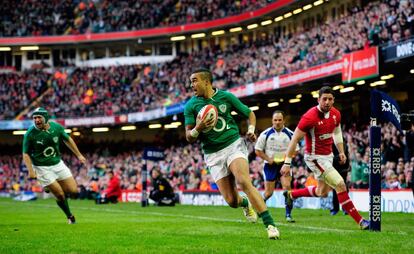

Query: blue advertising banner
(143, 148), (165, 161)
(166, 100), (188, 116)
(0, 120), (32, 130)
(382, 37), (414, 62)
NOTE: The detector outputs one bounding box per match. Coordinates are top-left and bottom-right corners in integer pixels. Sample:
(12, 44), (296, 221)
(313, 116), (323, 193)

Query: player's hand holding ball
(196, 105), (218, 133)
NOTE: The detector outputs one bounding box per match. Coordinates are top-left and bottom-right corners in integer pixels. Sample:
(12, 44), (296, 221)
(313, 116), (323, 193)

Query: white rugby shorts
(204, 138), (248, 182)
(304, 153), (335, 180)
(32, 160), (73, 187)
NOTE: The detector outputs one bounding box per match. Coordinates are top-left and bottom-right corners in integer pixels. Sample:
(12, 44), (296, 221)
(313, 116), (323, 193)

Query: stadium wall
(116, 190), (414, 213)
(177, 190), (413, 213)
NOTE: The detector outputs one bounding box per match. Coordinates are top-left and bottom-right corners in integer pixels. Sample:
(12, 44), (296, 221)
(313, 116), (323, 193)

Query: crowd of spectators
(0, 0), (274, 37)
(0, 1), (413, 195)
(344, 123), (414, 190)
(0, 71), (51, 120)
(1, 124), (413, 198)
(1, 0), (413, 119)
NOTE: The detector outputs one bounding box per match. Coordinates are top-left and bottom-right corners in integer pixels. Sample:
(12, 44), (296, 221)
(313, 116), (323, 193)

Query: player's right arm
(280, 128), (306, 176)
(184, 100), (214, 143)
(22, 131), (36, 179)
(22, 153), (36, 179)
(185, 116), (215, 143)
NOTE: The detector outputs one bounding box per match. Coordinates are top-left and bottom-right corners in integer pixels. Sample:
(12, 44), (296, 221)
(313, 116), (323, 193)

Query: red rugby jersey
(297, 106), (341, 155)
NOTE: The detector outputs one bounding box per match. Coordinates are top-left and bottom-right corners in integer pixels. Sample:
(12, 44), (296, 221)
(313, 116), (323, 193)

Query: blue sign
(0, 120), (32, 130)
(382, 37), (414, 62)
(143, 148), (165, 161)
(370, 89), (402, 132)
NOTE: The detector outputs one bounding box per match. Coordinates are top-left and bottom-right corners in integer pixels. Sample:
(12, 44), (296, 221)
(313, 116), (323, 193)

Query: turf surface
(0, 198), (412, 254)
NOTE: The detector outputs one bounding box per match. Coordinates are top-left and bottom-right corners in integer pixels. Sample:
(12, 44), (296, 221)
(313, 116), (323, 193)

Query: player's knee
(335, 181), (347, 193)
(315, 188), (329, 197)
(324, 170), (343, 189)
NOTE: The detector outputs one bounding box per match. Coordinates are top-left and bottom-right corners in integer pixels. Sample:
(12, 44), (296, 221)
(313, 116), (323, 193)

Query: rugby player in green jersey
(22, 107), (86, 224)
(184, 69), (280, 239)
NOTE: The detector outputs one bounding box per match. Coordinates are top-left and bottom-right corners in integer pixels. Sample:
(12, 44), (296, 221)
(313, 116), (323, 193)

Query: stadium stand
(0, 0), (275, 37)
(0, 1), (413, 203)
(1, 124), (412, 194)
(1, 0), (413, 120)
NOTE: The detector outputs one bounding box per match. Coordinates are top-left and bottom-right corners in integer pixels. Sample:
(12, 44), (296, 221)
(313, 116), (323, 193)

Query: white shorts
(33, 160), (73, 187)
(204, 138), (248, 182)
(304, 154), (335, 180)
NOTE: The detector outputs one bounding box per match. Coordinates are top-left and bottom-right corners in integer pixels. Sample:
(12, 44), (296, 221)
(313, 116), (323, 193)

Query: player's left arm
(333, 125), (346, 164)
(246, 111), (257, 142)
(333, 111), (346, 164)
(227, 92), (256, 142)
(63, 137), (86, 164)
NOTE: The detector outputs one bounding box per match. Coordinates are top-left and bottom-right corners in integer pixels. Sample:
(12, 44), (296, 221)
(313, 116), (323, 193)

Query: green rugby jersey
(22, 121), (70, 166)
(184, 89), (251, 154)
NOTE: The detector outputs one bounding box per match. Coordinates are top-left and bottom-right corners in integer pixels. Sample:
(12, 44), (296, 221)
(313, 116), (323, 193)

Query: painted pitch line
(3, 201), (405, 235)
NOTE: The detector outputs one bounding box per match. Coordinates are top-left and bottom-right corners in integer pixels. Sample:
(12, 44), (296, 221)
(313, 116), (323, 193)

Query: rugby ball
(196, 104), (218, 133)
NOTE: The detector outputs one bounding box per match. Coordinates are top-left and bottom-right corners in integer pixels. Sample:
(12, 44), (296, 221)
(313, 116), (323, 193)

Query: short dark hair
(272, 110), (285, 118)
(319, 86), (334, 98)
(191, 68), (213, 83)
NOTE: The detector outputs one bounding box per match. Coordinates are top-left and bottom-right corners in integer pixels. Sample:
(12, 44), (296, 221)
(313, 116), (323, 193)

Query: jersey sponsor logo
(36, 140), (44, 145)
(43, 147), (56, 157)
(219, 104), (227, 113)
(53, 137), (59, 143)
(319, 133), (332, 140)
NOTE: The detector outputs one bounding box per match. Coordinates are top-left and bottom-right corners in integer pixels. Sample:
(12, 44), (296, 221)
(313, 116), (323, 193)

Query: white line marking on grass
(0, 201), (407, 235)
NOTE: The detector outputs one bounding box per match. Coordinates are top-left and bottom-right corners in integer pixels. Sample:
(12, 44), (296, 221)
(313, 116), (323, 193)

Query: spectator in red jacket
(97, 171), (121, 204)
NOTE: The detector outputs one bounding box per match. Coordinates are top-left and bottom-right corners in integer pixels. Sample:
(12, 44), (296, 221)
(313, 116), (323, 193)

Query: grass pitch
(0, 198), (412, 254)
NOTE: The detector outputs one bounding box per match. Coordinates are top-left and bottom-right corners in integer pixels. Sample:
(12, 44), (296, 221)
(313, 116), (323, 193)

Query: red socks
(291, 186), (317, 199)
(337, 191), (363, 224)
(290, 187), (363, 225)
